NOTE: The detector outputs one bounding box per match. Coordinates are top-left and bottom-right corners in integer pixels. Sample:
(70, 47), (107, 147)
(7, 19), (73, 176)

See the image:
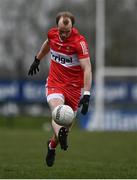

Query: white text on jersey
(50, 49), (80, 67)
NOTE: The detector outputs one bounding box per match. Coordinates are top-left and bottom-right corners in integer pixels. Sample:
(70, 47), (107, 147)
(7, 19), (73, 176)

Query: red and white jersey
(47, 27), (90, 88)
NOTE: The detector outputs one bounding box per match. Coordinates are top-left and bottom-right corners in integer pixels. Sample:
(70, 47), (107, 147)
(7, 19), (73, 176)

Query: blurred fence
(0, 80), (45, 103)
(78, 76), (137, 131)
(0, 80), (49, 117)
(0, 79), (137, 104)
(1, 79), (137, 131)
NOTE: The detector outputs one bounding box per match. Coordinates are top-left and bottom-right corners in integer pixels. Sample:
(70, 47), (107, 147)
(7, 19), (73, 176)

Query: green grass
(0, 116), (137, 178)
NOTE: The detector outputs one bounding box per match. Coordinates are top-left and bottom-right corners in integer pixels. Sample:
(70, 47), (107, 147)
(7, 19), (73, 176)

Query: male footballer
(28, 11), (92, 167)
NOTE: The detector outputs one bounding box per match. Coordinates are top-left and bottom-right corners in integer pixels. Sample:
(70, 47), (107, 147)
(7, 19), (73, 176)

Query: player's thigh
(46, 86), (65, 111)
(65, 87), (81, 111)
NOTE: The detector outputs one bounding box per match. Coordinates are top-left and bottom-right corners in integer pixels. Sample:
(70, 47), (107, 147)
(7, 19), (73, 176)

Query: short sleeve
(76, 37), (90, 60)
(47, 29), (52, 43)
(47, 27), (56, 43)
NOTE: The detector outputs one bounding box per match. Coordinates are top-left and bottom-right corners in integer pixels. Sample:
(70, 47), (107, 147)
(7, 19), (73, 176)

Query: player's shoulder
(47, 27), (58, 39)
(72, 28), (87, 43)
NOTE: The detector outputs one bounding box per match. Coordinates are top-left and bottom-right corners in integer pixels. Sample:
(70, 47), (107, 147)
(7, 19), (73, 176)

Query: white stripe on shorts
(47, 93), (65, 103)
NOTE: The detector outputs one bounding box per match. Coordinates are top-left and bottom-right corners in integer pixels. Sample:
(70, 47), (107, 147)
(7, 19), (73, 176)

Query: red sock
(49, 138), (58, 149)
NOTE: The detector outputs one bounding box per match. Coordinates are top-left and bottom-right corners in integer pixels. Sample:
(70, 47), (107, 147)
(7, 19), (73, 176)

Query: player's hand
(28, 56), (40, 76)
(78, 94), (90, 115)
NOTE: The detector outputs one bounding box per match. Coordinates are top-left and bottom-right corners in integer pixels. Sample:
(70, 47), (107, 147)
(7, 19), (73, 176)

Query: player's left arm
(79, 57), (92, 92)
(28, 39), (50, 76)
(78, 57), (92, 115)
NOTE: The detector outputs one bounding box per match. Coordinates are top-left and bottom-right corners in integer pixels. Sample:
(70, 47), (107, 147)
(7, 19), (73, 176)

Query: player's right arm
(28, 39), (50, 76)
(36, 39), (50, 60)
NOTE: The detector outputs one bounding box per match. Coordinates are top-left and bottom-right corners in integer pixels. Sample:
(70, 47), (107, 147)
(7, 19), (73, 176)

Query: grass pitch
(0, 116), (137, 179)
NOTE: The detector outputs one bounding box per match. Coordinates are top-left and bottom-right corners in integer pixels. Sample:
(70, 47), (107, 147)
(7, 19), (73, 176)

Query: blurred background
(0, 1), (137, 178)
(0, 0), (137, 131)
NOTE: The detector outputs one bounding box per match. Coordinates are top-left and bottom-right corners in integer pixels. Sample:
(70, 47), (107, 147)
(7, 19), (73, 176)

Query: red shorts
(46, 86), (82, 111)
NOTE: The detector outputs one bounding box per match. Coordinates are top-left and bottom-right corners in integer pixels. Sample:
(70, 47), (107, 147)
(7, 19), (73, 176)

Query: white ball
(52, 105), (75, 127)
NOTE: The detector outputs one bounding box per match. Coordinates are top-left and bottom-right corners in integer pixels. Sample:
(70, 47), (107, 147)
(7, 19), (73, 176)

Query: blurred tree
(106, 0), (137, 67)
(0, 0), (137, 80)
(0, 0), (50, 79)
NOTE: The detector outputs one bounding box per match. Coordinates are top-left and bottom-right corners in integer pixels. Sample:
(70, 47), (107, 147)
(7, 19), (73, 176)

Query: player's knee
(49, 98), (64, 111)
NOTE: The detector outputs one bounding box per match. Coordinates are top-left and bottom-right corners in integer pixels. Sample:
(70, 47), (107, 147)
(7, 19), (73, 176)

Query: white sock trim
(84, 91), (90, 95)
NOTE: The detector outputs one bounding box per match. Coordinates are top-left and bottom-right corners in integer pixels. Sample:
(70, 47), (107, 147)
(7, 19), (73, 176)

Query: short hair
(56, 11), (75, 26)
